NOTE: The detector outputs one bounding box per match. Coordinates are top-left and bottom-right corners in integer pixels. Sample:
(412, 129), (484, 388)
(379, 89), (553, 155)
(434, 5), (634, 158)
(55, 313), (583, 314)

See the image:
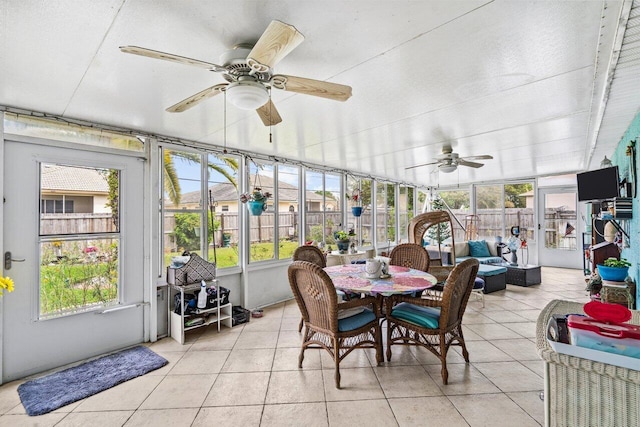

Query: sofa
(454, 239), (504, 265)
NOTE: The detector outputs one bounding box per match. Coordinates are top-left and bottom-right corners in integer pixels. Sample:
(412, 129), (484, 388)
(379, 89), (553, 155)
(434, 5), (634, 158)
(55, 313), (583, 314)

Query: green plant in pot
(597, 257), (631, 282)
(334, 230), (351, 254)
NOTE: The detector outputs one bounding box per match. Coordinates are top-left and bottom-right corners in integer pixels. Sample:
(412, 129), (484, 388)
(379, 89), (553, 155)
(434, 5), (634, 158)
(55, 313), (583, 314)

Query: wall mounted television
(576, 166), (619, 202)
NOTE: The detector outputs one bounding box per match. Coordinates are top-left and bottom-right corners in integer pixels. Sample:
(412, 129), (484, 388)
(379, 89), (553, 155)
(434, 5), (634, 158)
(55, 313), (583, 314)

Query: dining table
(324, 264), (437, 297)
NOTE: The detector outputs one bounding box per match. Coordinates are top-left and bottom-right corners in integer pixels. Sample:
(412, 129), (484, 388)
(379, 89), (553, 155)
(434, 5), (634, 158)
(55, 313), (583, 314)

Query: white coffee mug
(365, 259), (383, 278)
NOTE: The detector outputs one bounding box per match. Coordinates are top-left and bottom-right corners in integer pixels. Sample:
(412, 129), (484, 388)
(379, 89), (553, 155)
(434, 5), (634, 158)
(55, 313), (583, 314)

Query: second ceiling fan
(120, 20), (352, 126)
(406, 145), (493, 173)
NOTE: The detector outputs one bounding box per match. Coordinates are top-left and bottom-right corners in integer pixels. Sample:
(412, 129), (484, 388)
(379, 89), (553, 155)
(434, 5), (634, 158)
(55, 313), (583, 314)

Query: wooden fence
(41, 213), (117, 235)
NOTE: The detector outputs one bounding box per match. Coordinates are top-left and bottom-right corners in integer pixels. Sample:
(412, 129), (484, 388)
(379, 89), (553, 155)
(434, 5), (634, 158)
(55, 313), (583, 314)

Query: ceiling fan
(120, 20), (352, 126)
(406, 145), (493, 173)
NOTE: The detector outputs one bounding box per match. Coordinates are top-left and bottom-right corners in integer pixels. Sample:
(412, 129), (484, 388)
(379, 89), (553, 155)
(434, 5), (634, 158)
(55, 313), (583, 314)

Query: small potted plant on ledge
(597, 257), (631, 282)
(334, 230), (352, 254)
(240, 187), (272, 216)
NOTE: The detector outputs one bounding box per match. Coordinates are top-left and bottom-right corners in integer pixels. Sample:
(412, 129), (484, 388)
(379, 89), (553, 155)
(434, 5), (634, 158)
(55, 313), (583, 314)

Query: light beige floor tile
(372, 345), (420, 366)
(143, 351), (184, 376)
(492, 338), (540, 361)
(203, 372), (270, 406)
(190, 331), (240, 351)
(272, 347), (321, 371)
(473, 361), (543, 393)
(508, 391), (545, 425)
(124, 408), (199, 427)
(280, 316), (302, 331)
(75, 375), (163, 411)
(503, 321), (537, 338)
(480, 310), (528, 323)
(327, 399), (397, 427)
(139, 374), (216, 409)
(265, 370), (325, 404)
(462, 312), (497, 324)
(461, 325), (485, 341)
(520, 360), (544, 378)
(374, 365), (442, 398)
(388, 396), (469, 427)
(221, 348), (275, 372)
(452, 340), (514, 363)
(517, 309), (543, 321)
(423, 363), (500, 395)
(449, 393), (539, 427)
(261, 402), (327, 427)
(464, 323), (523, 340)
(57, 410), (134, 426)
(322, 367), (385, 401)
(241, 318), (282, 332)
(276, 330), (304, 348)
(192, 405), (263, 426)
(0, 381), (21, 415)
(147, 337), (191, 353)
(168, 350), (230, 375)
(0, 412), (67, 426)
(410, 346), (467, 365)
(234, 331), (279, 349)
(320, 348), (372, 369)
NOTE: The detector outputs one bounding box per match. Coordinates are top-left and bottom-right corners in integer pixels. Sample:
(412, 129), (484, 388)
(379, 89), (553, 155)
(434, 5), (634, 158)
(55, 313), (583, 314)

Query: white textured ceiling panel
(1, 0), (636, 188)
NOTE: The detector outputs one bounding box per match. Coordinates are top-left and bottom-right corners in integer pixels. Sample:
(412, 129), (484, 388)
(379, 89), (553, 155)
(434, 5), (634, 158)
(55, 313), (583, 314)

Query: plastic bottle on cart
(197, 280), (207, 309)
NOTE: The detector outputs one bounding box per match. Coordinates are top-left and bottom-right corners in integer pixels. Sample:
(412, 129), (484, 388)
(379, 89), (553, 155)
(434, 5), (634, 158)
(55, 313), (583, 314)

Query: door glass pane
(505, 183), (535, 242)
(544, 193), (577, 250)
(40, 238), (119, 319)
(40, 164), (119, 235)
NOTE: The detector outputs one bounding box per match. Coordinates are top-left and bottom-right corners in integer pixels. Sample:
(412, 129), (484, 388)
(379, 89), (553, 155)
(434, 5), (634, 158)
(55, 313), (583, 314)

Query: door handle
(4, 251), (25, 270)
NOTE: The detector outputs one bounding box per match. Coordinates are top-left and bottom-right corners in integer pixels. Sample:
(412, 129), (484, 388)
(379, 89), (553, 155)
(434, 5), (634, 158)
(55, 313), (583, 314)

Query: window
(221, 205), (229, 212)
(436, 189), (470, 242)
(474, 182), (534, 242)
(39, 163), (120, 319)
(346, 176), (373, 247)
(376, 181), (395, 247)
(207, 153), (240, 266)
(248, 161), (275, 262)
(277, 165), (300, 259)
(304, 170), (342, 247)
(398, 185), (414, 242)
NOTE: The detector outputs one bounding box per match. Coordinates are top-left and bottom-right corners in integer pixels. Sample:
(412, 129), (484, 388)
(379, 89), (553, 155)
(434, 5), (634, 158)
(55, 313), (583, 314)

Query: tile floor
(0, 267), (590, 426)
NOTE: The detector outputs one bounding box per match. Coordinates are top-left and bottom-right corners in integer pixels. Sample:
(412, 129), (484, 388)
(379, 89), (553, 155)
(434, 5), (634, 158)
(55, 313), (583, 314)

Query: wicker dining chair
(288, 260), (383, 388)
(385, 258), (479, 384)
(389, 243), (430, 272)
(293, 245), (327, 332)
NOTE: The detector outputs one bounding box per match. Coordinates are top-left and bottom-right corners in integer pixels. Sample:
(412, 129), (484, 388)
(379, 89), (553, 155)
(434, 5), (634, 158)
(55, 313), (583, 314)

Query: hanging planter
(247, 200), (267, 216)
(352, 206), (363, 217)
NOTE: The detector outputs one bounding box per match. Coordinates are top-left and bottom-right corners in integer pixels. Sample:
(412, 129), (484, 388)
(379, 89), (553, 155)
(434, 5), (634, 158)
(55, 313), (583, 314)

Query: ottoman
(476, 264), (507, 293)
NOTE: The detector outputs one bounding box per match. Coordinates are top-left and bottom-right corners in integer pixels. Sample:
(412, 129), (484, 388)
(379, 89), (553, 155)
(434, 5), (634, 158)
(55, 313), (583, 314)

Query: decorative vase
(336, 240), (350, 254)
(247, 201), (266, 216)
(510, 251), (518, 265)
(352, 206), (363, 217)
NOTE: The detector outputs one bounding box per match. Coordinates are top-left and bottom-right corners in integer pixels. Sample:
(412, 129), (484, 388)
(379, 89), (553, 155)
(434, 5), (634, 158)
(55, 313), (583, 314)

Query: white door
(537, 187), (582, 269)
(2, 140), (146, 382)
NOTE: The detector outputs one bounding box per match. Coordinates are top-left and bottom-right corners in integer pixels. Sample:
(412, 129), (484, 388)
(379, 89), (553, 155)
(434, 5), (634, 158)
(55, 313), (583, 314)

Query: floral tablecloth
(324, 264), (437, 296)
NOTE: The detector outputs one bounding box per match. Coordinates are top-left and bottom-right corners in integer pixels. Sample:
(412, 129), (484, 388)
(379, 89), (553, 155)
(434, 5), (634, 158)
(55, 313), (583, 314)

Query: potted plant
(597, 257), (631, 282)
(349, 189), (363, 217)
(334, 230), (351, 254)
(240, 187), (272, 216)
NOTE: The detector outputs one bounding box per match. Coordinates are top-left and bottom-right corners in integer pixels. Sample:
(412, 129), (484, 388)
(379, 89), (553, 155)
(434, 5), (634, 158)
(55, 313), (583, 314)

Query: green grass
(164, 241), (300, 268)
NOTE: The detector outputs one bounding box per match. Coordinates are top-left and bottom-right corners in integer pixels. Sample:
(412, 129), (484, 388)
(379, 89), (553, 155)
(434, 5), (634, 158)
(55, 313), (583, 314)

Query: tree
(426, 197), (452, 243)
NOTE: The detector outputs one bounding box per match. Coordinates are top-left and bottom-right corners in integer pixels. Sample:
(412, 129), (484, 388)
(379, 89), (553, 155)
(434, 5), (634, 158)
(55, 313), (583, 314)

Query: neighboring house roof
(41, 164), (109, 193)
(180, 175), (324, 204)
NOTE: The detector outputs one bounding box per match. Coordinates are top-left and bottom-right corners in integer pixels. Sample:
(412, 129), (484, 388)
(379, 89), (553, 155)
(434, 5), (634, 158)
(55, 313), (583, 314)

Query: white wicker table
(536, 300), (640, 426)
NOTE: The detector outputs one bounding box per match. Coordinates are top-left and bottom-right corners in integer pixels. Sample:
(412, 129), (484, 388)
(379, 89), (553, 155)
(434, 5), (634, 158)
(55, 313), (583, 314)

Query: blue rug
(17, 346), (168, 416)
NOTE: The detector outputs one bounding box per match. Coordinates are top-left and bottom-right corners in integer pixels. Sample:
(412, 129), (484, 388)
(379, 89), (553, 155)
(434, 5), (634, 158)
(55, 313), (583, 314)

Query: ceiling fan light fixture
(226, 81), (269, 110)
(439, 163), (457, 173)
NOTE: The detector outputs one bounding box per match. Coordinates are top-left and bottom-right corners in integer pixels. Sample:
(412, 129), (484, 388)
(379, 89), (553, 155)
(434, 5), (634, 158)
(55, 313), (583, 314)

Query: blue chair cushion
(391, 302), (440, 329)
(477, 264), (507, 277)
(473, 277), (485, 290)
(468, 240), (491, 257)
(337, 308), (376, 332)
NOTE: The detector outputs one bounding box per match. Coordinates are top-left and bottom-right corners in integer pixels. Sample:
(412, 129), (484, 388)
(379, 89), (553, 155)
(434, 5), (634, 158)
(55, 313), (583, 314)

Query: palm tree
(163, 150), (239, 206)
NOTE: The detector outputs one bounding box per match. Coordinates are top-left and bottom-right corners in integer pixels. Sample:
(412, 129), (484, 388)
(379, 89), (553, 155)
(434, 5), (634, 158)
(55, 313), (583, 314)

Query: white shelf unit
(169, 280), (232, 344)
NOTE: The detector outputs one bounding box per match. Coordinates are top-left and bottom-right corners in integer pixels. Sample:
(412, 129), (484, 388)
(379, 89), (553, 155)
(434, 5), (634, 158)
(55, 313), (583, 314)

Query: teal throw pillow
(468, 240), (491, 258)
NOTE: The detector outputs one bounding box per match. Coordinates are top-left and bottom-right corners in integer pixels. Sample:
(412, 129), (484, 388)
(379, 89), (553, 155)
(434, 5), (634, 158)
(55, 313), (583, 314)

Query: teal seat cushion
(337, 308), (376, 332)
(477, 264), (507, 277)
(468, 240), (491, 257)
(456, 256), (503, 264)
(391, 302), (440, 329)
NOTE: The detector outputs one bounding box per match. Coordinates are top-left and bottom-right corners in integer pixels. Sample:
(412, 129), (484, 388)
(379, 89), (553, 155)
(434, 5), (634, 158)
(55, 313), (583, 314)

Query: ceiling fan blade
(120, 46), (225, 71)
(166, 84), (227, 113)
(256, 99), (282, 126)
(457, 159), (484, 168)
(405, 160), (440, 170)
(271, 75), (352, 101)
(461, 154), (493, 161)
(247, 20), (305, 73)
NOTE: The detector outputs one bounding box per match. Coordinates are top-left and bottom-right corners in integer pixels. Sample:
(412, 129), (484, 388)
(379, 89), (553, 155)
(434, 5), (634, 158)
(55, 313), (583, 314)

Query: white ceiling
(2, 0), (639, 187)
